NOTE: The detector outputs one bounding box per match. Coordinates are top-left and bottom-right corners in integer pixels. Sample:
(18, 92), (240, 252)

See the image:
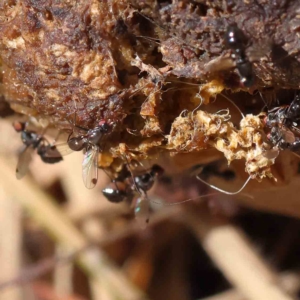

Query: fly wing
(49, 142), (74, 157)
(16, 145), (34, 179)
(260, 149), (280, 160)
(134, 194), (150, 228)
(82, 145), (98, 189)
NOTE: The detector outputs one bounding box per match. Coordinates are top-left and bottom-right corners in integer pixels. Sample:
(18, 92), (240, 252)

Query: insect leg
(196, 174), (252, 196)
(288, 139), (300, 152)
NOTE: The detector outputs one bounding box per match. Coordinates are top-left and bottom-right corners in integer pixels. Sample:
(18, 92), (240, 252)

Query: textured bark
(0, 0), (299, 180)
(129, 0), (300, 88)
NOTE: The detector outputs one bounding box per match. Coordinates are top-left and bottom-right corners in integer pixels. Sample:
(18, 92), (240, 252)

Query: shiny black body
(267, 126), (300, 152)
(102, 182), (130, 203)
(225, 24), (247, 53)
(225, 24), (254, 87)
(68, 121), (111, 151)
(265, 95), (300, 151)
(134, 164), (164, 192)
(266, 95), (300, 128)
(102, 164), (164, 203)
(55, 119), (112, 189)
(14, 122), (63, 164)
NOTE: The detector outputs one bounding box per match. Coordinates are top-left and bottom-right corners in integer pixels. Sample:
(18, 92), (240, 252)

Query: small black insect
(133, 164), (164, 193)
(266, 95), (300, 128)
(66, 120), (111, 152)
(267, 126), (297, 150)
(55, 119), (112, 189)
(13, 121), (63, 179)
(265, 94), (300, 152)
(102, 181), (130, 203)
(102, 164), (164, 204)
(225, 23), (254, 87)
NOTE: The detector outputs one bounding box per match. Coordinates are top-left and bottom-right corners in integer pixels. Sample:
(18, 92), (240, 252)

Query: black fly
(264, 94), (300, 152)
(102, 166), (132, 203)
(13, 121), (63, 179)
(54, 120), (112, 189)
(102, 164), (164, 203)
(102, 164), (164, 225)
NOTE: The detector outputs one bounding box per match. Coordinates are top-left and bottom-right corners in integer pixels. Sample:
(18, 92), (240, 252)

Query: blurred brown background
(1, 116), (300, 300)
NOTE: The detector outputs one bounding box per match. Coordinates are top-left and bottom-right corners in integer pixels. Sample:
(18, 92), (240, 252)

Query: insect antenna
(258, 90), (270, 113)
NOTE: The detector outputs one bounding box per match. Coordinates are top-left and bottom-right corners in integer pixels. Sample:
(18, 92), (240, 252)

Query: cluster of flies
(13, 119), (164, 224)
(12, 23), (300, 222)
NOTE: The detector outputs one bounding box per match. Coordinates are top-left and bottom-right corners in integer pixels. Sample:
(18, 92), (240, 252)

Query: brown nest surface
(0, 0), (300, 181)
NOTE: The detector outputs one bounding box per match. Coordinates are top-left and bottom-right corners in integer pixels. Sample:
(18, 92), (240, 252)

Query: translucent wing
(16, 145), (34, 179)
(82, 145), (98, 189)
(50, 142), (74, 157)
(134, 195), (150, 228)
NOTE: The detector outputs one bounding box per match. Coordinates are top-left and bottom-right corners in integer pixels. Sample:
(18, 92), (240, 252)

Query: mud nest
(1, 0), (300, 181)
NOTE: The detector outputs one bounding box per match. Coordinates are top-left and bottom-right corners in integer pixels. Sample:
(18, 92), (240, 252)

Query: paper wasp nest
(1, 0), (300, 182)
